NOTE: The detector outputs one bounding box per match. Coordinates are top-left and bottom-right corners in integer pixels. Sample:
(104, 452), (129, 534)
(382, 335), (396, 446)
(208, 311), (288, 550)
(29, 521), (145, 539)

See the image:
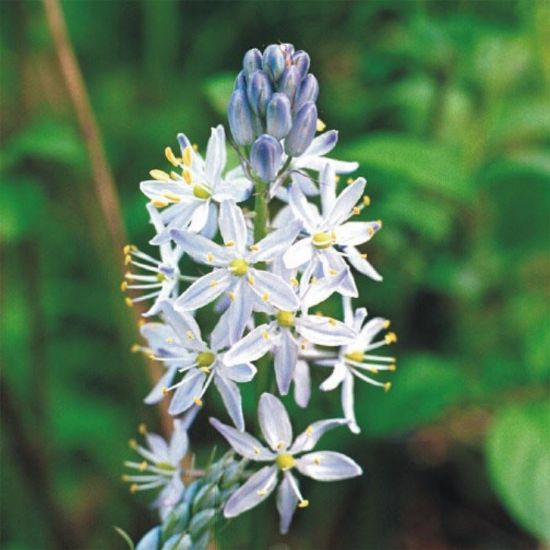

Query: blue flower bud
(292, 51), (310, 79)
(247, 70), (272, 117)
(293, 74), (319, 112)
(266, 93), (292, 140)
(243, 48), (262, 75)
(234, 70), (247, 93)
(285, 102), (317, 157)
(278, 66), (301, 105)
(262, 45), (286, 82)
(280, 43), (295, 58)
(250, 134), (283, 182)
(227, 90), (255, 146)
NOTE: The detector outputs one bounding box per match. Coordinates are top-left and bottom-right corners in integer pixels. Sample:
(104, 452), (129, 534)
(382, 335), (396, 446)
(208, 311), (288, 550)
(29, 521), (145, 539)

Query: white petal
(219, 200), (247, 252)
(342, 371), (360, 433)
(276, 473), (298, 535)
(223, 466), (279, 518)
(224, 324), (274, 366)
(335, 221), (379, 247)
(290, 418), (349, 454)
(251, 220), (303, 263)
(320, 362), (347, 392)
(249, 269), (299, 311)
(296, 315), (355, 346)
(168, 370), (207, 415)
(226, 282), (255, 345)
(145, 432), (170, 463)
(205, 125), (226, 184)
(302, 130), (338, 157)
(159, 301), (204, 350)
(168, 420), (189, 463)
(319, 250), (358, 297)
(222, 363), (257, 383)
(282, 238), (313, 269)
(293, 360), (311, 408)
(345, 246), (383, 282)
(325, 177), (366, 227)
(210, 417), (274, 461)
(214, 374), (245, 431)
(319, 163), (336, 216)
(288, 181), (322, 231)
(187, 200), (211, 234)
(175, 269), (232, 311)
(359, 317), (388, 349)
(144, 366), (179, 405)
(170, 230), (232, 266)
(300, 269), (347, 309)
(258, 393), (293, 451)
(274, 329), (299, 395)
(296, 451), (362, 481)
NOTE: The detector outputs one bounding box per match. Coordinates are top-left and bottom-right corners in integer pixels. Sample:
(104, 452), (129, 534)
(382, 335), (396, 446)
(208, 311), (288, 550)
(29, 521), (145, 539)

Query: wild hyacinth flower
(210, 393), (361, 534)
(140, 125), (252, 243)
(317, 297), (397, 433)
(172, 200), (301, 343)
(283, 164), (382, 297)
(124, 419), (190, 520)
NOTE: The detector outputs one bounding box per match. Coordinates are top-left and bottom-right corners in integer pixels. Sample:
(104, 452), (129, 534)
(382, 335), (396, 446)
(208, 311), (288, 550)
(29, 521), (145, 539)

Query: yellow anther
(165, 337), (174, 344)
(182, 146), (193, 166)
(192, 143), (199, 152)
(310, 276), (318, 284)
(276, 310), (295, 328)
(130, 484), (139, 493)
(206, 252), (214, 262)
(368, 367), (379, 374)
(389, 363), (397, 371)
(123, 244), (136, 255)
(276, 453), (296, 471)
(276, 441), (285, 450)
(147, 353), (155, 360)
(312, 231), (333, 249)
(228, 291), (236, 301)
(261, 292), (270, 302)
(229, 258), (249, 277)
(197, 351), (215, 368)
(165, 146), (180, 167)
(247, 275), (255, 285)
(163, 191), (181, 203)
(385, 332), (397, 344)
(316, 118), (326, 132)
(384, 382), (392, 392)
(248, 244), (260, 252)
(352, 206), (361, 216)
(290, 277), (299, 287)
(328, 318), (337, 326)
(152, 199), (169, 208)
(192, 185), (211, 199)
(121, 475), (130, 481)
(383, 320), (391, 329)
(193, 398), (203, 407)
(315, 310), (323, 316)
(120, 281), (128, 291)
(183, 169), (192, 184)
(130, 344), (141, 353)
(138, 319), (146, 327)
(138, 423), (147, 435)
(253, 447), (261, 455)
(128, 438), (138, 449)
(335, 175), (341, 184)
(300, 343), (307, 351)
(150, 169), (170, 180)
(124, 255), (132, 265)
(313, 456), (321, 465)
(346, 177), (354, 185)
(257, 489), (268, 496)
(186, 330), (195, 340)
(261, 330), (270, 340)
(363, 195), (371, 207)
(125, 297), (134, 308)
(170, 171), (180, 180)
(225, 240), (235, 247)
(377, 219), (383, 227)
(209, 280), (219, 288)
(199, 366), (211, 374)
(298, 500), (309, 508)
(328, 268), (338, 276)
(361, 253), (368, 260)
(138, 461), (148, 471)
(162, 387), (170, 395)
(345, 351), (364, 363)
(305, 426), (314, 436)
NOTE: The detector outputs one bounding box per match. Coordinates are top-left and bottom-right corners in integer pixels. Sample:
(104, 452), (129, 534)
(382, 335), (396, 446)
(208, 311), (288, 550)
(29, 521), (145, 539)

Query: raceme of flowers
(122, 43), (397, 550)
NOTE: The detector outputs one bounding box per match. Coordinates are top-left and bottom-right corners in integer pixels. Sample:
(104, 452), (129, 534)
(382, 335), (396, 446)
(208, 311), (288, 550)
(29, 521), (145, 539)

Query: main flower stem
(253, 177), (269, 242)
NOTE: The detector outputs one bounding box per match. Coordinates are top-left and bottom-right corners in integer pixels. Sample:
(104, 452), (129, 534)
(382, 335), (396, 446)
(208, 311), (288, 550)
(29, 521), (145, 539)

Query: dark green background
(1, 1), (549, 548)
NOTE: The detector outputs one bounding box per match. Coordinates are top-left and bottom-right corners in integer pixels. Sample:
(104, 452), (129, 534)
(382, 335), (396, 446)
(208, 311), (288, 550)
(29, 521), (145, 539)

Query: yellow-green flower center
(276, 311), (295, 327)
(156, 272), (167, 282)
(229, 258), (249, 277)
(312, 231), (334, 249)
(276, 453), (295, 471)
(197, 351), (216, 368)
(156, 462), (176, 473)
(344, 350), (364, 363)
(192, 185), (212, 199)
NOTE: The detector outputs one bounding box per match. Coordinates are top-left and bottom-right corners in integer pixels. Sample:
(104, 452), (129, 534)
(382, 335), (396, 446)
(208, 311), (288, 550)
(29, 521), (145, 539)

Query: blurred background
(1, 1), (549, 548)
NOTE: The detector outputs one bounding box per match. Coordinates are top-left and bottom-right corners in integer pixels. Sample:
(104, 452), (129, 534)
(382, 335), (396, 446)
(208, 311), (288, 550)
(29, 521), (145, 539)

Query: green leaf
(342, 133), (472, 200)
(202, 73), (234, 117)
(487, 401), (550, 542)
(356, 354), (467, 436)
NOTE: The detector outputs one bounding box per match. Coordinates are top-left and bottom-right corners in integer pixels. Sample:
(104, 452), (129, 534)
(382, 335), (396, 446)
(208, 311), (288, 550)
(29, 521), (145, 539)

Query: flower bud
(227, 90), (255, 146)
(285, 102), (317, 157)
(247, 70), (272, 117)
(293, 73), (319, 112)
(233, 70), (247, 93)
(280, 43), (295, 58)
(292, 51), (310, 79)
(262, 45), (286, 82)
(250, 134), (283, 182)
(278, 66), (301, 105)
(243, 48), (262, 75)
(266, 93), (292, 139)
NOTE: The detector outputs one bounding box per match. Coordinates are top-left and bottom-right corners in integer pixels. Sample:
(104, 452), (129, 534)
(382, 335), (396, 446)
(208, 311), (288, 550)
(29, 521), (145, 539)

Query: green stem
(253, 177), (269, 242)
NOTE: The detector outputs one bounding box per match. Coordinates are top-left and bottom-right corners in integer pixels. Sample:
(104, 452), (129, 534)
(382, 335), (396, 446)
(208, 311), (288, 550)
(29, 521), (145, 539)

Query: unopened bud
(285, 102), (318, 157)
(233, 70), (247, 93)
(247, 70), (273, 117)
(228, 90), (255, 146)
(262, 44), (286, 81)
(243, 48), (263, 75)
(266, 93), (292, 139)
(250, 134), (283, 182)
(292, 50), (310, 79)
(294, 74), (319, 112)
(278, 66), (301, 104)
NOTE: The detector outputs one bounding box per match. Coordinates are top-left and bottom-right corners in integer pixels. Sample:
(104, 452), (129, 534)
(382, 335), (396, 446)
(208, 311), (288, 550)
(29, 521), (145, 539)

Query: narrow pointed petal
(168, 370), (207, 415)
(224, 324), (274, 366)
(288, 181), (322, 231)
(251, 220), (303, 263)
(224, 466), (279, 518)
(145, 432), (170, 462)
(219, 200), (247, 251)
(214, 374), (245, 431)
(296, 451), (362, 481)
(170, 230), (232, 266)
(226, 283), (254, 344)
(282, 238), (313, 270)
(290, 419), (349, 454)
(175, 269), (232, 311)
(319, 163), (337, 215)
(335, 221), (380, 247)
(342, 371), (360, 433)
(345, 246), (383, 282)
(296, 315), (354, 346)
(258, 393), (293, 451)
(204, 125), (227, 184)
(358, 317), (388, 348)
(326, 178), (366, 227)
(274, 329), (299, 395)
(168, 420), (189, 463)
(300, 269), (347, 309)
(293, 359), (311, 408)
(249, 269), (299, 311)
(210, 418), (275, 461)
(144, 366), (179, 405)
(159, 301), (204, 350)
(319, 250), (358, 297)
(276, 473), (298, 535)
(320, 362), (347, 392)
(303, 129), (337, 157)
(223, 363), (257, 383)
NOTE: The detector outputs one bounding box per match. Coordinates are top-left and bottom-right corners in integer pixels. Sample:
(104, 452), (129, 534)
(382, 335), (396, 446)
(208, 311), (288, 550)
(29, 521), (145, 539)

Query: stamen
(316, 118), (326, 132)
(149, 169), (170, 180)
(182, 146), (193, 166)
(165, 146), (180, 167)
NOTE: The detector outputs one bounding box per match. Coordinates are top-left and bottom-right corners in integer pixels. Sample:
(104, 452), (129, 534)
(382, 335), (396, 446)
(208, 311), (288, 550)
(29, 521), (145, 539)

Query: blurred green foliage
(1, 1), (548, 549)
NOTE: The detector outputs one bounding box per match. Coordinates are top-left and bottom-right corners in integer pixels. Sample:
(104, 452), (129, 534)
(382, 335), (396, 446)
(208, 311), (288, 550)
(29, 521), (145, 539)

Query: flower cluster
(123, 43), (396, 548)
